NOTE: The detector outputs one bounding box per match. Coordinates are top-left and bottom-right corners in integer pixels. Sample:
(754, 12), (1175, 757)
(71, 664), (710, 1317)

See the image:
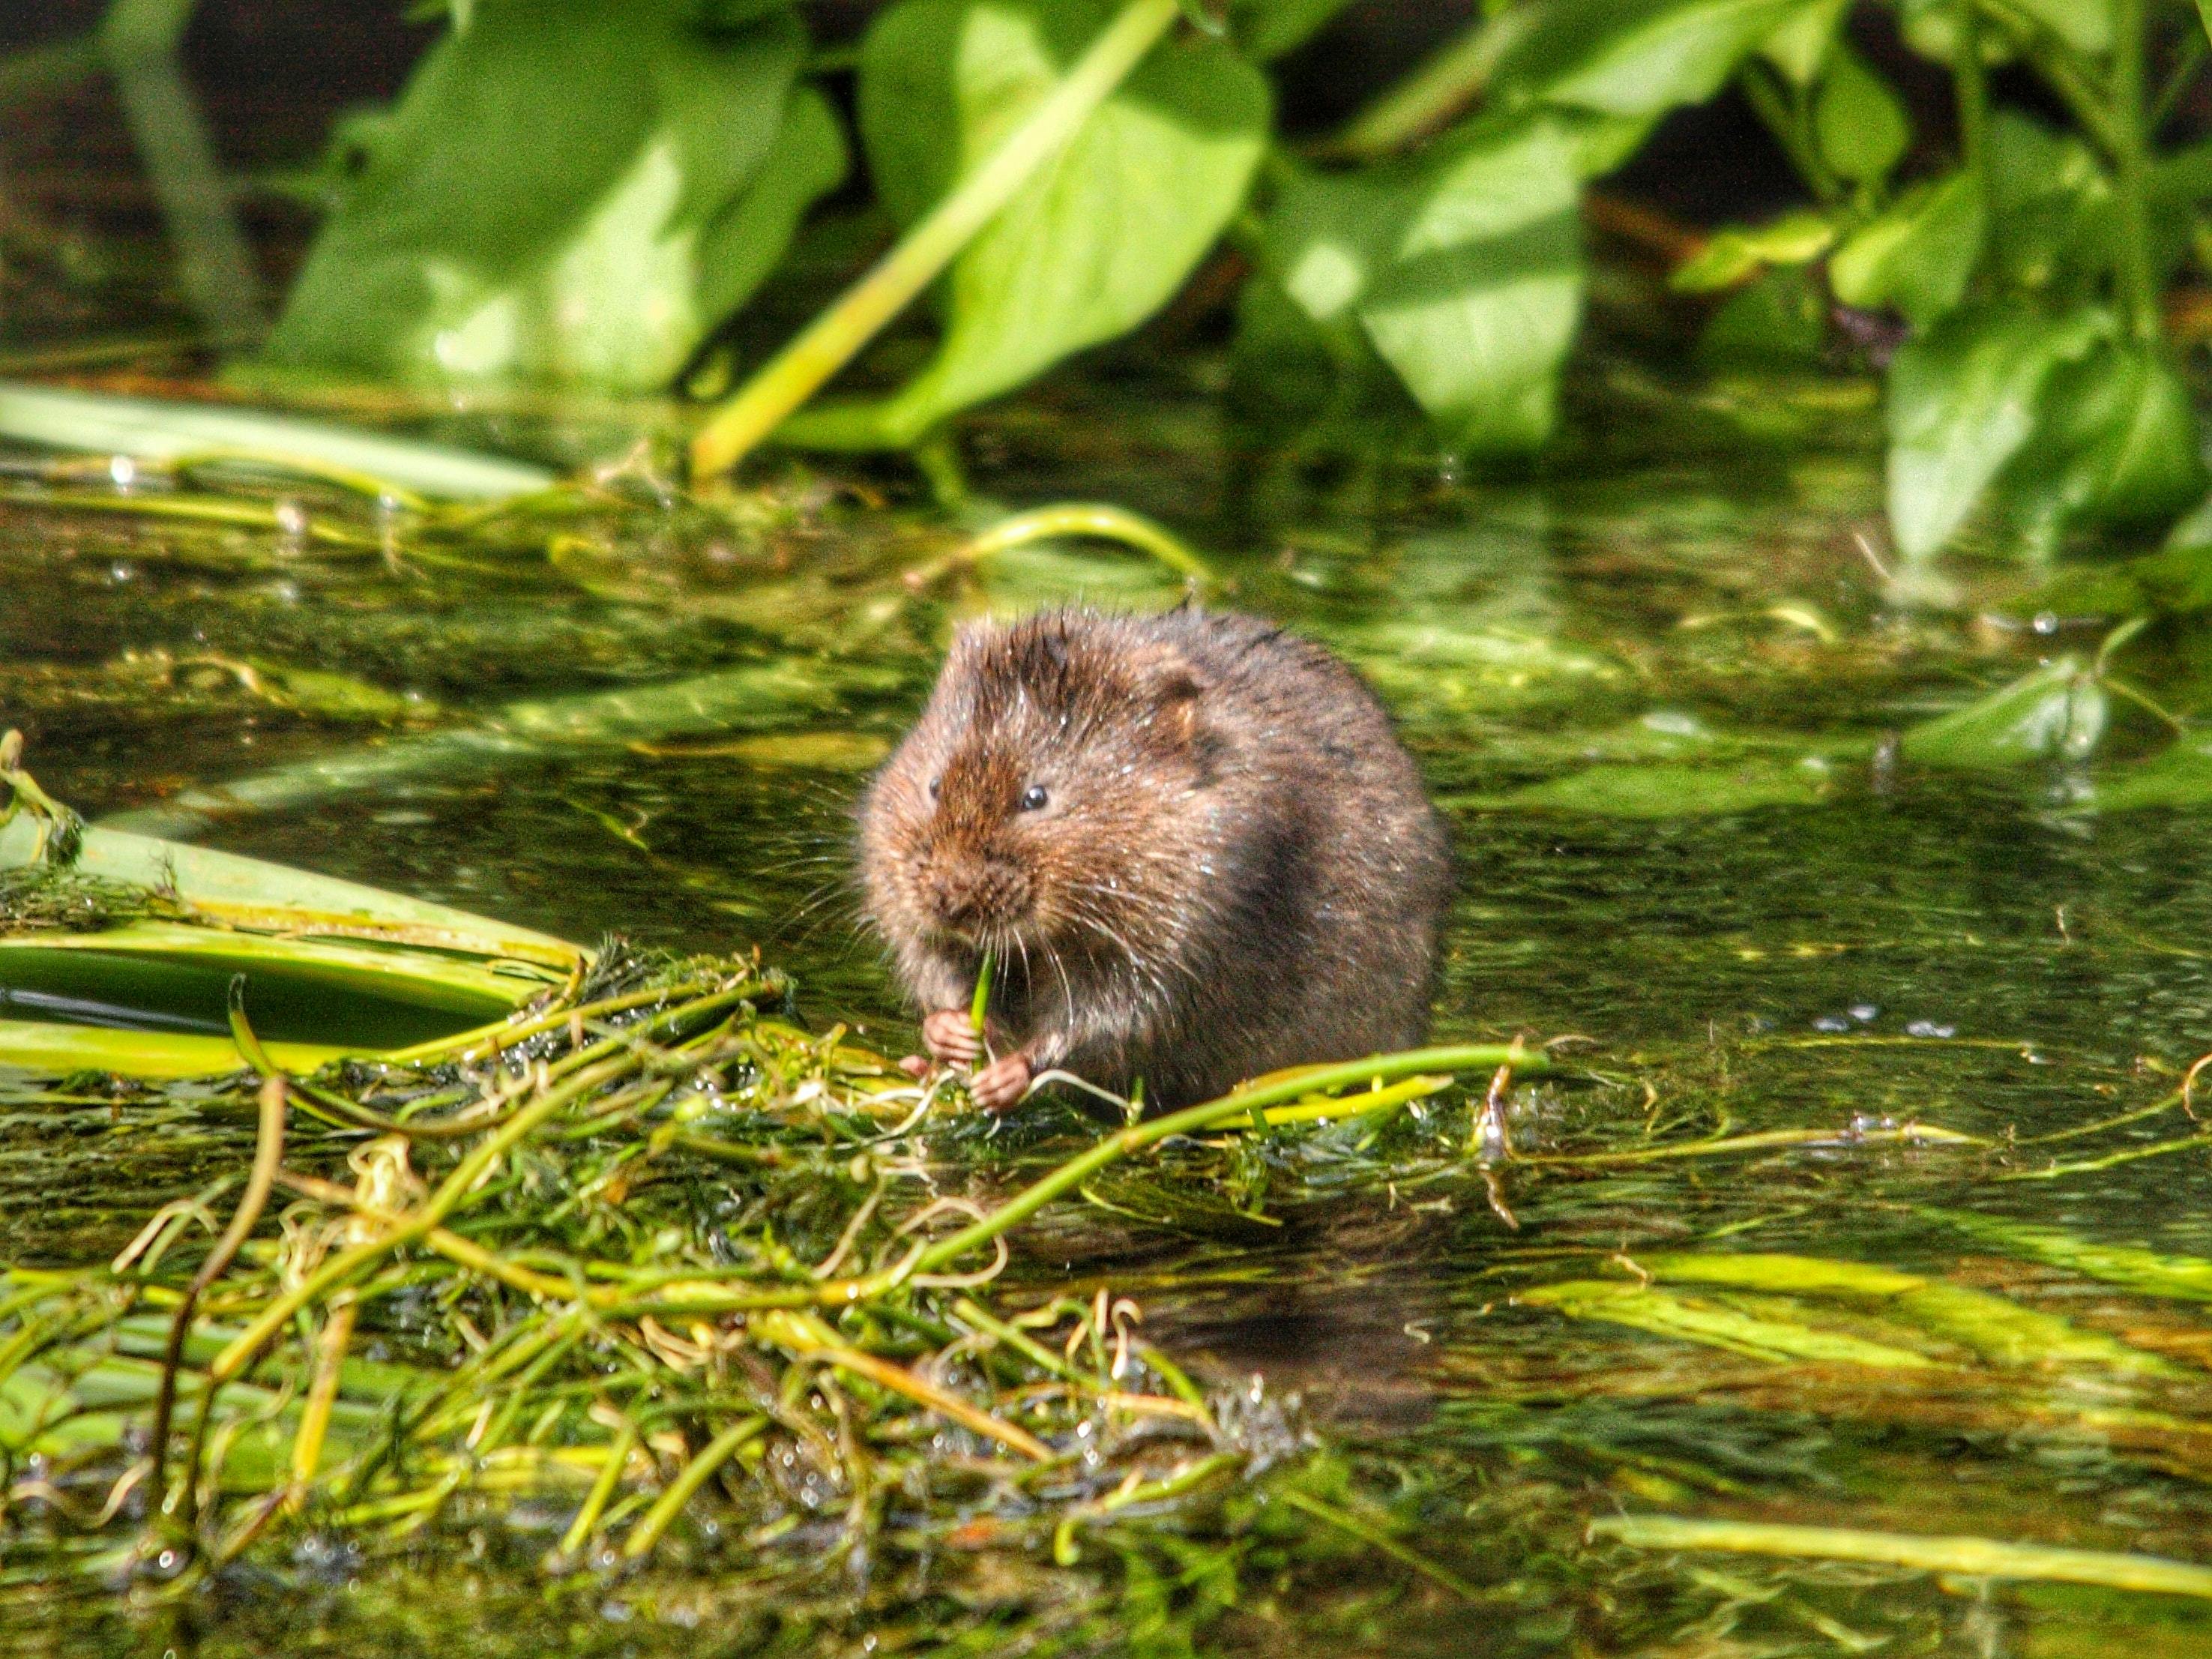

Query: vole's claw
(921, 1008), (983, 1065)
(969, 1053), (1032, 1112)
(898, 1054), (931, 1079)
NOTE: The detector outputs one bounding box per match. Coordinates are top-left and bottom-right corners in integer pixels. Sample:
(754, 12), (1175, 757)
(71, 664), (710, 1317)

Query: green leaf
(846, 0), (1268, 439)
(2092, 736), (2212, 811)
(1884, 302), (2112, 560)
(1495, 0), (1810, 118)
(0, 815), (581, 1077)
(1270, 117), (1585, 451)
(1829, 171), (1985, 329)
(2001, 344), (2208, 548)
(1898, 656), (2107, 768)
(1811, 41), (1908, 183)
(1986, 111), (2110, 290)
(266, 0), (839, 391)
(1758, 0), (1847, 83)
(1671, 209), (1835, 292)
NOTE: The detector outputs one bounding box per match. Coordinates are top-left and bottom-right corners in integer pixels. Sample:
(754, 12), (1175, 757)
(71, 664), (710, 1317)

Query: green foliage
(267, 0), (842, 391)
(1268, 117), (1585, 451)
(253, 0), (2212, 564)
(822, 0), (1268, 445)
(1884, 304), (2111, 560)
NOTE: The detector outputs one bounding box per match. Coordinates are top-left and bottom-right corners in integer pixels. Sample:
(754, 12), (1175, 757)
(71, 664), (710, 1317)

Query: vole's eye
(1019, 785), (1049, 812)
(928, 776), (941, 801)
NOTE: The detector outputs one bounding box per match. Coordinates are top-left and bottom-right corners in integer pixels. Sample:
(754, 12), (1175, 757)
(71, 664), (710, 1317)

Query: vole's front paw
(920, 1008), (983, 1065)
(968, 1052), (1033, 1112)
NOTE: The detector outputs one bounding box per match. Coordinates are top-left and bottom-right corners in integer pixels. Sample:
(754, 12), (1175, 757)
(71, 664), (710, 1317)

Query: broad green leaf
(1986, 111), (2109, 289)
(1495, 0), (1810, 118)
(1271, 117), (1585, 451)
(266, 0), (840, 391)
(1898, 656), (2106, 768)
(1884, 302), (2112, 560)
(848, 0), (1268, 440)
(0, 382), (551, 502)
(0, 815), (582, 1077)
(2001, 345), (2208, 550)
(1759, 0), (1847, 82)
(1830, 171), (1985, 329)
(1811, 42), (1908, 183)
(1672, 209), (1835, 292)
(1698, 264), (1828, 363)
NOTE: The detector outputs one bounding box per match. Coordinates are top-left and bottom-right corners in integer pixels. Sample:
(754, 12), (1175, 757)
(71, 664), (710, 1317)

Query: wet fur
(857, 608), (1453, 1109)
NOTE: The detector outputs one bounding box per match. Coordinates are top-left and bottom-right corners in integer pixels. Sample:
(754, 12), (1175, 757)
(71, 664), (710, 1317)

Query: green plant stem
(1323, 7), (1530, 160)
(558, 1423), (637, 1557)
(619, 1418), (767, 1559)
(1739, 63), (1840, 208)
(1953, 3), (1991, 216)
(1591, 1514), (2212, 1598)
(2110, 0), (2159, 341)
(206, 1053), (636, 1382)
(150, 1071), (286, 1522)
(914, 1045), (1546, 1274)
(970, 949), (995, 1040)
(689, 0), (1182, 476)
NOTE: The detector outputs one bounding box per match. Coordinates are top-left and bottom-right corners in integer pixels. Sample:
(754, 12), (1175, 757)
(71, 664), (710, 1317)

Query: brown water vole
(858, 607), (1453, 1110)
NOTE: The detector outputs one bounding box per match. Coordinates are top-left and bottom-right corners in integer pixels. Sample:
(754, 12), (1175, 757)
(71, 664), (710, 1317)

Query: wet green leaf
(1494, 0), (1809, 118)
(1899, 656), (2107, 768)
(1811, 42), (1908, 183)
(841, 0), (1268, 440)
(1671, 210), (1835, 293)
(1271, 117), (1584, 451)
(266, 0), (839, 391)
(1884, 303), (2112, 561)
(1829, 172), (1985, 329)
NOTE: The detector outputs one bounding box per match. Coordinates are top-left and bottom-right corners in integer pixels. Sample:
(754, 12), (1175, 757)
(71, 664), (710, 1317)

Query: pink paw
(920, 1008), (982, 1066)
(969, 1052), (1034, 1112)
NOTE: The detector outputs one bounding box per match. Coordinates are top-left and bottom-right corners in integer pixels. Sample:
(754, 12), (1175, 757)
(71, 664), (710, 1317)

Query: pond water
(7, 347), (2212, 1655)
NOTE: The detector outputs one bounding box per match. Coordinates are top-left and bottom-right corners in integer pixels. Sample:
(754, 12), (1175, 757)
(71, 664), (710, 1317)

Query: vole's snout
(919, 852), (1032, 938)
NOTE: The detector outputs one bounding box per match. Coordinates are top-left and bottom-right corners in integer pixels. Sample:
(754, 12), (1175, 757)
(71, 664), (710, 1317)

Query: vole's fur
(858, 607), (1453, 1109)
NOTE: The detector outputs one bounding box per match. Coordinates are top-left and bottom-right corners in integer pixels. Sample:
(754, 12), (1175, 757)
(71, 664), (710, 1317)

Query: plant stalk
(2111, 0), (2160, 341)
(689, 0), (1181, 477)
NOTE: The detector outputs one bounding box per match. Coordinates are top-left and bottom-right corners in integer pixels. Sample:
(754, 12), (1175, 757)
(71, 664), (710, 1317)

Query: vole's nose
(923, 855), (1025, 933)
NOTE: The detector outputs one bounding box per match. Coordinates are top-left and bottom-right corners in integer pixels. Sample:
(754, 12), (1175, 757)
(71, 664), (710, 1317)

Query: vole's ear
(1137, 654), (1210, 747)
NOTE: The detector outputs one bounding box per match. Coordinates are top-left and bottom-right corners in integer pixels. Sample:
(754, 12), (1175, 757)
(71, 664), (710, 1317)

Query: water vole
(858, 607), (1453, 1110)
